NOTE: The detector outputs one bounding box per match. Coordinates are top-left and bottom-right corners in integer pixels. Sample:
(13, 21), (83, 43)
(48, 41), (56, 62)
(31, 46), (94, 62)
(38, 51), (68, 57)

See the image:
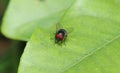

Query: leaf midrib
(53, 0), (120, 72)
(60, 33), (120, 73)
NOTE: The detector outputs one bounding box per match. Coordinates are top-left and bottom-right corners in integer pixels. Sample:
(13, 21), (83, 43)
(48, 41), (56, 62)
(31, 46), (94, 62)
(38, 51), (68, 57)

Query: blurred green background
(0, 0), (25, 73)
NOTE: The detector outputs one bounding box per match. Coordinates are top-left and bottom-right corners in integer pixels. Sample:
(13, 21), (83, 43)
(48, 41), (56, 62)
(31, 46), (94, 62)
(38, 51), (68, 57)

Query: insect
(54, 22), (73, 45)
(55, 28), (67, 44)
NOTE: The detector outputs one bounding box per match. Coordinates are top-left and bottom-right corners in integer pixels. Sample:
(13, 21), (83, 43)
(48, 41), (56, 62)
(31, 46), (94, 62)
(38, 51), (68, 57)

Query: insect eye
(59, 35), (63, 39)
(56, 34), (63, 39)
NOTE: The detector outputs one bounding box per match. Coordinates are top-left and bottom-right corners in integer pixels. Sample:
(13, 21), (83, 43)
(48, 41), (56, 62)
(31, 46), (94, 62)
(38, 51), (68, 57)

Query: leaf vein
(61, 33), (120, 73)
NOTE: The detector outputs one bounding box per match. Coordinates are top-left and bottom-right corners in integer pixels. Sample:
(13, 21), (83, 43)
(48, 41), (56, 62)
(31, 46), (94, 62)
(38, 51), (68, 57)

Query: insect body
(55, 29), (67, 43)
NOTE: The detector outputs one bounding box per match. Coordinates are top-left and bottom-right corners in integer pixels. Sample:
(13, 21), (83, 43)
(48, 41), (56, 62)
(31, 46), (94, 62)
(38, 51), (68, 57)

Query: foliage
(1, 0), (120, 73)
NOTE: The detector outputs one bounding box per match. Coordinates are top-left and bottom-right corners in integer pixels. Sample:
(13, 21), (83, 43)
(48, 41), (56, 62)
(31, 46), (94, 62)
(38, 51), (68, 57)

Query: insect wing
(65, 27), (74, 34)
(56, 22), (63, 30)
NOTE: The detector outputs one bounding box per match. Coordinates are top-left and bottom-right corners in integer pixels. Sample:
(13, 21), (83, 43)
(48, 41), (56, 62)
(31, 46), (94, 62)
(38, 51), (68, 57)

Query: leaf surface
(11, 0), (120, 73)
(1, 0), (73, 40)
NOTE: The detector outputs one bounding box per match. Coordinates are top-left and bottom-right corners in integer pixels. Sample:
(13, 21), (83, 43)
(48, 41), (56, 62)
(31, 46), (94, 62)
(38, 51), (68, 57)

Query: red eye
(56, 33), (63, 40)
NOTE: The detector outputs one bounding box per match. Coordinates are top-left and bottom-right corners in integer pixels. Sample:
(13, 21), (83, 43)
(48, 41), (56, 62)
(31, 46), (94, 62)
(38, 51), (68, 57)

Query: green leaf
(18, 26), (120, 73)
(1, 0), (74, 41)
(17, 0), (120, 73)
